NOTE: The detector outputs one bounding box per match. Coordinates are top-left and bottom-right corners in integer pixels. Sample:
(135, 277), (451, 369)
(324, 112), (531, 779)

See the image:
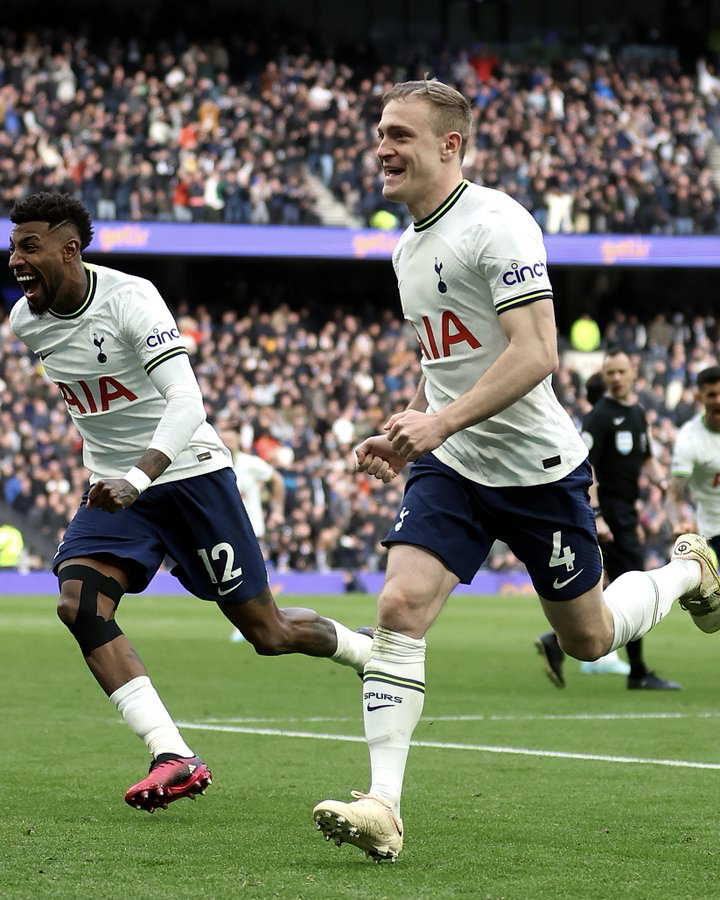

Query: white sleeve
(471, 197), (554, 315)
(670, 425), (695, 477)
(146, 353), (206, 462)
(118, 278), (206, 462)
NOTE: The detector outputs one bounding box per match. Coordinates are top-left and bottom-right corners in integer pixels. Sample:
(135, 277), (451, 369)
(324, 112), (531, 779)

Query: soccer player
(312, 78), (719, 862)
(536, 350), (681, 690)
(8, 192), (372, 813)
(667, 365), (720, 597)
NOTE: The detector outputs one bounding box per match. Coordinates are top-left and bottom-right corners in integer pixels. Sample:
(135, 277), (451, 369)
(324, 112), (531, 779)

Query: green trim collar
(413, 180), (469, 232)
(49, 264), (97, 320)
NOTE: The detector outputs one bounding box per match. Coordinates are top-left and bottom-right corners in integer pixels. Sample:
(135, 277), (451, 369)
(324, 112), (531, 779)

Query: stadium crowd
(2, 25), (720, 232)
(0, 295), (714, 574)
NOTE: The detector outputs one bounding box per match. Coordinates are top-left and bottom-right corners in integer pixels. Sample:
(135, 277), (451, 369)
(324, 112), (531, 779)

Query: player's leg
(159, 468), (372, 671)
(540, 540), (715, 658)
(504, 462), (715, 657)
(57, 556), (141, 692)
(575, 534), (630, 678)
(217, 586), (373, 672)
(600, 524), (680, 688)
(56, 555), (211, 811)
(313, 455), (480, 862)
(313, 542), (456, 861)
(55, 485), (216, 812)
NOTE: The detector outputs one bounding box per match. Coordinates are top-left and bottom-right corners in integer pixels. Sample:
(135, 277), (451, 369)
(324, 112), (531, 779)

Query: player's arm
(642, 454), (668, 491)
(385, 298), (557, 461)
(87, 354), (206, 512)
(665, 473), (695, 535)
(585, 463), (613, 542)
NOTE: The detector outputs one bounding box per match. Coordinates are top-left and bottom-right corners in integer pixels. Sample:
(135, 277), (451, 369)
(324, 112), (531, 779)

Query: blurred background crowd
(3, 24), (720, 232)
(2, 3), (720, 576)
(0, 295), (712, 575)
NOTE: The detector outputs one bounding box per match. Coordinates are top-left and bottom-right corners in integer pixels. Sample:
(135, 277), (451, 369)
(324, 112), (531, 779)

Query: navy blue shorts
(382, 454), (602, 601)
(53, 467), (268, 602)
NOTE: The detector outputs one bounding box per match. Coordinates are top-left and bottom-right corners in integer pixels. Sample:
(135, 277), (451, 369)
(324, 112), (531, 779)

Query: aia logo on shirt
(414, 312), (481, 359)
(57, 377), (138, 413)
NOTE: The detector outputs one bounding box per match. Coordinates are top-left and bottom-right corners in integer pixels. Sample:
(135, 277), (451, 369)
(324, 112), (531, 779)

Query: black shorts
(382, 454), (602, 601)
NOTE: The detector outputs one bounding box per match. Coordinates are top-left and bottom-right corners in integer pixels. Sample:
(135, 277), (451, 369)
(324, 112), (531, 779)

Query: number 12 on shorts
(197, 542), (243, 589)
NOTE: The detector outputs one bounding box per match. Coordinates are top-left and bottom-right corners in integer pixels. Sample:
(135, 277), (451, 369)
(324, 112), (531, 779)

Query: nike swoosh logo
(366, 703), (394, 712)
(39, 350), (55, 360)
(217, 581), (243, 596)
(613, 417), (625, 425)
(553, 569), (584, 590)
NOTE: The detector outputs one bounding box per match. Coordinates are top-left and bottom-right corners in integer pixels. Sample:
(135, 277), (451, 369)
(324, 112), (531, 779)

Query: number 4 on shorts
(549, 530), (576, 573)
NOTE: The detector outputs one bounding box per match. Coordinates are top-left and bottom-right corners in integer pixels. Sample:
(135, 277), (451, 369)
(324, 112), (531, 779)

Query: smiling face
(376, 95), (463, 221)
(9, 220), (79, 316)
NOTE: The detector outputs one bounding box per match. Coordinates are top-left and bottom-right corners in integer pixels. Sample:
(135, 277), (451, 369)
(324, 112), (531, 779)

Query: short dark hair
(697, 365), (720, 388)
(603, 346), (629, 362)
(585, 371), (605, 405)
(10, 192), (94, 251)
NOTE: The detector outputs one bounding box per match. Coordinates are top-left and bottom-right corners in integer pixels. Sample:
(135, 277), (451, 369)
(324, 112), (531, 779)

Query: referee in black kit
(536, 348), (681, 690)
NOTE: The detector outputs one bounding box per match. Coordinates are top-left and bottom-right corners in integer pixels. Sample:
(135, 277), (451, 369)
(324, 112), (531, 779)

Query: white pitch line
(177, 721), (720, 771)
(197, 710), (720, 724)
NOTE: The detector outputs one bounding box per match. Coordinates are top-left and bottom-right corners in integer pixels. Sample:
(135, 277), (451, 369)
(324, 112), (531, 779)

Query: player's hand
(384, 409), (446, 461)
(86, 478), (140, 512)
(355, 435), (407, 483)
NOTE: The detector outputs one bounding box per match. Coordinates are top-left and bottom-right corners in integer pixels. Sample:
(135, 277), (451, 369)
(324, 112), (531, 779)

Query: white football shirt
(392, 180), (588, 487)
(10, 262), (231, 484)
(671, 413), (720, 538)
(233, 451), (275, 537)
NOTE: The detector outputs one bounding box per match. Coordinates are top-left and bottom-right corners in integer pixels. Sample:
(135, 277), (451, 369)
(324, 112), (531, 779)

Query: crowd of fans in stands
(0, 295), (713, 575)
(2, 22), (720, 572)
(2, 25), (720, 232)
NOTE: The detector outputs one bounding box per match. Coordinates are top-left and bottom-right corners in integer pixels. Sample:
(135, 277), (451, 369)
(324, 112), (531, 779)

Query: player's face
(602, 353), (635, 401)
(8, 221), (71, 316)
(377, 97), (452, 216)
(699, 381), (720, 430)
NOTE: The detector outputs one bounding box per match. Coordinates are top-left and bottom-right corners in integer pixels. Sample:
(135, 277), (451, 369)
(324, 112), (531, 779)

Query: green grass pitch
(2, 590), (719, 899)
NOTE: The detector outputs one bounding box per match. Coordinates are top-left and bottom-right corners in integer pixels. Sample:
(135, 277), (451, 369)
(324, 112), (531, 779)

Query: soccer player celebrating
(312, 78), (720, 862)
(667, 365), (720, 588)
(8, 192), (372, 813)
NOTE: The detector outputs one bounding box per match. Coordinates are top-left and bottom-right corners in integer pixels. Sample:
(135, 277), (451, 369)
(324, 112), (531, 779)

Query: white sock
(594, 650), (623, 664)
(330, 619), (373, 673)
(109, 675), (194, 759)
(604, 560), (699, 651)
(363, 627), (426, 817)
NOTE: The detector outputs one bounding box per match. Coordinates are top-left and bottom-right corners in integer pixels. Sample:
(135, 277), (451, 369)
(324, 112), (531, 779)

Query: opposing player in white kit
(8, 192), (372, 813)
(312, 79), (720, 862)
(667, 365), (720, 615)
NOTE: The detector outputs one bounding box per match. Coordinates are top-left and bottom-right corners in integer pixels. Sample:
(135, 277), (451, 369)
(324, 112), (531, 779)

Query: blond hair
(382, 77), (471, 160)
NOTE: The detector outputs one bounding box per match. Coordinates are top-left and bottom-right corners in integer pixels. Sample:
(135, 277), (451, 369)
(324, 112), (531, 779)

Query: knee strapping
(58, 564), (124, 656)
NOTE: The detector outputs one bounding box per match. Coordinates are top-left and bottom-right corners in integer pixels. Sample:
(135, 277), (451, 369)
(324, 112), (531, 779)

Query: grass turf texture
(1, 590), (718, 899)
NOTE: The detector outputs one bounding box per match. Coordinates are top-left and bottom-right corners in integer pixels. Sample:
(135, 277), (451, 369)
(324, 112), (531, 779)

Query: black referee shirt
(582, 395), (650, 515)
